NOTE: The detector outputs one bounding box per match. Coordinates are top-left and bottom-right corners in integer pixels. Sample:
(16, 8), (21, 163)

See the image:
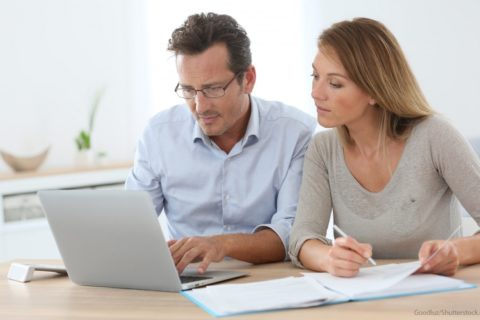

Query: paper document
(184, 276), (343, 316)
(303, 261), (421, 296)
(182, 261), (475, 317)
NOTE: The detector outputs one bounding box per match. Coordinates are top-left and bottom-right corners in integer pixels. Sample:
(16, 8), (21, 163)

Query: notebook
(183, 261), (475, 316)
(38, 190), (247, 292)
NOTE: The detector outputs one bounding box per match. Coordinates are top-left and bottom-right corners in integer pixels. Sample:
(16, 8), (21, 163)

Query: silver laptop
(38, 190), (247, 292)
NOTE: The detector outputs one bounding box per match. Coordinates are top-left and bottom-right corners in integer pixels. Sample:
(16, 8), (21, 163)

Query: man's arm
(169, 229), (285, 274)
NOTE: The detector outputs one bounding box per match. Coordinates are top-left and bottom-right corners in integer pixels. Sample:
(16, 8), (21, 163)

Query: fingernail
(424, 264), (430, 271)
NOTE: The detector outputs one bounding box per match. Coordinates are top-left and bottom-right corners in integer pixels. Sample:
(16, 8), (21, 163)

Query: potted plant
(75, 88), (105, 165)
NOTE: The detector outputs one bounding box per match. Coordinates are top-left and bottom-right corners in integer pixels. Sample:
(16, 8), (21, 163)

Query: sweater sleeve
(288, 132), (334, 267)
(428, 117), (480, 231)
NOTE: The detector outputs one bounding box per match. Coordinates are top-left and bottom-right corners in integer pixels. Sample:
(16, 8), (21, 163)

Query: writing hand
(325, 236), (373, 277)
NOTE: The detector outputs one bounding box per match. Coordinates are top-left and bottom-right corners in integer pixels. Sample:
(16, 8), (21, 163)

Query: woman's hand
(417, 240), (460, 276)
(324, 236), (373, 277)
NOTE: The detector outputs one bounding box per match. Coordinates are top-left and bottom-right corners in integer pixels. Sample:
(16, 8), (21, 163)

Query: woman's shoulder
(309, 129), (340, 157)
(414, 114), (458, 135)
(312, 129), (338, 145)
(413, 114), (469, 151)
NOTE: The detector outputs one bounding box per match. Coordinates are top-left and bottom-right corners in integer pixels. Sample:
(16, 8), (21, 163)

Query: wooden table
(1, 259), (479, 319)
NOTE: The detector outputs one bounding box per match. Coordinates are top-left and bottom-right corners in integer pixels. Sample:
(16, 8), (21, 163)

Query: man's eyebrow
(178, 80), (224, 88)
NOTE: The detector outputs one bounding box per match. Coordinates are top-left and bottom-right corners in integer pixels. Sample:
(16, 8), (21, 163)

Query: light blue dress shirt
(125, 96), (316, 254)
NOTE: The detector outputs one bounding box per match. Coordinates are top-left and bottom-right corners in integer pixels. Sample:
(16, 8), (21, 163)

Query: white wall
(146, 0), (317, 118)
(3, 0), (478, 172)
(307, 0), (480, 139)
(0, 0), (150, 171)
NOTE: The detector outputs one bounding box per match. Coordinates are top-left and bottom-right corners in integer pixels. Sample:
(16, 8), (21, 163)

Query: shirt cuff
(252, 223), (291, 261)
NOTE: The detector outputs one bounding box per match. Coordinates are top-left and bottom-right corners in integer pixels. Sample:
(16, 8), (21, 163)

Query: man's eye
(204, 87), (222, 93)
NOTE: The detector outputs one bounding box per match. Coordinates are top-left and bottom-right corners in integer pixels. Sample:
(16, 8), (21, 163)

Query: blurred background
(0, 0), (479, 261)
(1, 0), (480, 170)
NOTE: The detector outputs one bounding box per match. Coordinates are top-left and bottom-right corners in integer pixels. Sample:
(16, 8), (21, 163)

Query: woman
(289, 18), (480, 277)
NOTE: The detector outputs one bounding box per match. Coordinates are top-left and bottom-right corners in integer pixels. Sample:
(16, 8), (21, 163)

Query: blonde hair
(318, 18), (434, 147)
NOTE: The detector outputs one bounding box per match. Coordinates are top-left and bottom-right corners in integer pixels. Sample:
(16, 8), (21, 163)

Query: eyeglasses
(174, 73), (240, 99)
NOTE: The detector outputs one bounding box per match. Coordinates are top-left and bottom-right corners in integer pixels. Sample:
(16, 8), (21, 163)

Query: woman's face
(311, 48), (375, 129)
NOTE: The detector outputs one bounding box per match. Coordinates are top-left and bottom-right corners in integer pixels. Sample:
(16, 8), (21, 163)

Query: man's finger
(198, 253), (214, 274)
(176, 247), (201, 274)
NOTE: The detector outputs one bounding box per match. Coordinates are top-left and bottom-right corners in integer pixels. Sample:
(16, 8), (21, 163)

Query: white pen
(333, 224), (377, 266)
(421, 224), (462, 267)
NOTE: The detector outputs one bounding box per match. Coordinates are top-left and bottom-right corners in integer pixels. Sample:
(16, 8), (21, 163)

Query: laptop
(38, 190), (247, 292)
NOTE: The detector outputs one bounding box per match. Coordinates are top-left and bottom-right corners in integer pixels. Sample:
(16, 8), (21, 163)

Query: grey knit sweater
(289, 115), (480, 267)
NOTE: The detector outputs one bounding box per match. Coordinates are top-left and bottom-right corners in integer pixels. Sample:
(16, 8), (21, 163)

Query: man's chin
(200, 126), (224, 137)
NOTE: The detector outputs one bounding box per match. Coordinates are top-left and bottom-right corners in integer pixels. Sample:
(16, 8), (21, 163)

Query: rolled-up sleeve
(253, 121), (316, 259)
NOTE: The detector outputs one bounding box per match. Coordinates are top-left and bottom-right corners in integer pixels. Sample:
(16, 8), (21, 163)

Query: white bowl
(0, 147), (50, 172)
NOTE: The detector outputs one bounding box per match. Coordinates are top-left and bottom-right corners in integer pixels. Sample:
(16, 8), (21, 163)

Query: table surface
(1, 259), (479, 320)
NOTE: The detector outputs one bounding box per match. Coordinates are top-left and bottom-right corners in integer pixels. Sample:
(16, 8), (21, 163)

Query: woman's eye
(329, 82), (343, 89)
(310, 73), (319, 80)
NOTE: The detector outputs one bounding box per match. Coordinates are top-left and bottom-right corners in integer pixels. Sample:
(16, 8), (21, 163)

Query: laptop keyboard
(180, 275), (212, 284)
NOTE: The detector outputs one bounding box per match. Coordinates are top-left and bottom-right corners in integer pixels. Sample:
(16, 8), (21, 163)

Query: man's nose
(194, 92), (210, 113)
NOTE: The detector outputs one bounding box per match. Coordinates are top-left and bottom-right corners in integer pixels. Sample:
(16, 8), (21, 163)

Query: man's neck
(211, 103), (251, 154)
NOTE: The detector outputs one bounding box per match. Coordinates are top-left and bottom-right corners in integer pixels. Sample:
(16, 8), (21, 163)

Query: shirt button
(225, 194), (230, 201)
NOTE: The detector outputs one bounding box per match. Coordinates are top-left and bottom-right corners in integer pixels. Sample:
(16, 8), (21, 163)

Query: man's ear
(243, 65), (256, 94)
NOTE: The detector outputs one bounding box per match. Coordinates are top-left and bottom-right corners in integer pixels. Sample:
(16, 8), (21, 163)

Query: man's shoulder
(253, 96), (316, 131)
(147, 104), (193, 129)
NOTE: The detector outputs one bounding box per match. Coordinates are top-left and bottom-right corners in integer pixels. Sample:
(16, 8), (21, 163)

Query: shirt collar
(191, 95), (260, 146)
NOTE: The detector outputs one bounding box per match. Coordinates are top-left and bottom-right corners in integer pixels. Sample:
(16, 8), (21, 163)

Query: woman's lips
(316, 105), (331, 113)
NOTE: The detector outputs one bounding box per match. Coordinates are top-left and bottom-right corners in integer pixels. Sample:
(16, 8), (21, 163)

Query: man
(126, 12), (316, 274)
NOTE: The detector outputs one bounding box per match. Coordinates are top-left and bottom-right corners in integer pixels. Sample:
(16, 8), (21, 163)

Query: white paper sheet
(182, 261), (474, 317)
(303, 261), (421, 296)
(187, 276), (341, 315)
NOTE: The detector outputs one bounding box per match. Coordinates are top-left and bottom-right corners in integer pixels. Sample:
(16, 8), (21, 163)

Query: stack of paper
(182, 261), (475, 317)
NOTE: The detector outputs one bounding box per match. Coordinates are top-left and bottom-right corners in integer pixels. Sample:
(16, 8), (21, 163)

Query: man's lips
(198, 113), (219, 124)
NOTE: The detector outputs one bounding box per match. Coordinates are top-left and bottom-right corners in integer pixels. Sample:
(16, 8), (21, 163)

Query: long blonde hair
(318, 18), (434, 147)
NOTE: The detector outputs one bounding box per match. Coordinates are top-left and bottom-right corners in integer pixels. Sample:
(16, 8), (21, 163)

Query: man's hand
(168, 236), (226, 274)
(417, 240), (460, 276)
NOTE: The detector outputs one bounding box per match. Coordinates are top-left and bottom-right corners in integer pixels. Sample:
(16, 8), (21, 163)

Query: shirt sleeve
(288, 133), (334, 268)
(252, 120), (316, 259)
(429, 117), (480, 232)
(125, 125), (165, 217)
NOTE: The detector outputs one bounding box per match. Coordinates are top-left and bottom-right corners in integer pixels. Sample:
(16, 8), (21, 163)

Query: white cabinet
(0, 163), (131, 262)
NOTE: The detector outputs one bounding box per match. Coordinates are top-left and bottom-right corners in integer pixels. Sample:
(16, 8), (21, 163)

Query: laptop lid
(38, 190), (246, 292)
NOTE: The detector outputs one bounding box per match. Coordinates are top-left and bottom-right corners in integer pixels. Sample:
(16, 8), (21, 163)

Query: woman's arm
(418, 234), (480, 276)
(299, 237), (373, 277)
(418, 117), (480, 275)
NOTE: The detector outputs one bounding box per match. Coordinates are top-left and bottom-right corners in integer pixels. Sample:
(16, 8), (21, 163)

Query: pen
(421, 224), (462, 267)
(333, 224), (377, 266)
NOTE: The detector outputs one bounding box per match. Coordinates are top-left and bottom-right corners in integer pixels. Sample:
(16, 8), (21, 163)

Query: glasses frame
(174, 72), (241, 99)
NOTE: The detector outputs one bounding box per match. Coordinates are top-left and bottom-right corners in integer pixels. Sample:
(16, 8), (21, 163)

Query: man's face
(176, 43), (254, 138)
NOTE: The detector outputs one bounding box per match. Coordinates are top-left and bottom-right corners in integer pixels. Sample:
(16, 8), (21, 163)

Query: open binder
(182, 261), (476, 317)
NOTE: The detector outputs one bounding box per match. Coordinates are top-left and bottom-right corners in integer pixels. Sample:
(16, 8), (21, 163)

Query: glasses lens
(177, 88), (194, 99)
(203, 87), (225, 98)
